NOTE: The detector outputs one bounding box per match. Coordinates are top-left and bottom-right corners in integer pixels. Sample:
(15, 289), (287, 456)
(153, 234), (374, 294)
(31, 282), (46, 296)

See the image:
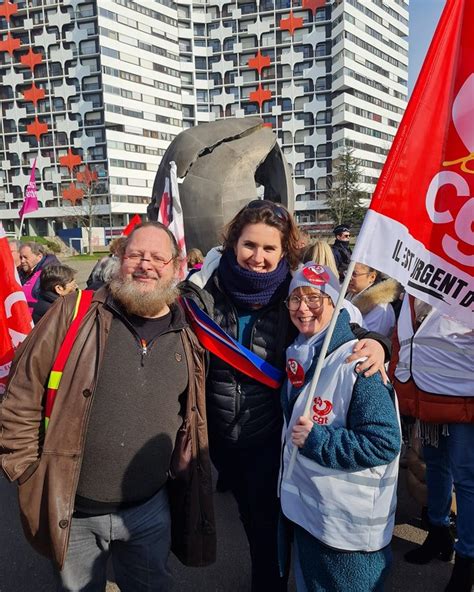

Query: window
(194, 24), (205, 36)
(316, 110), (331, 124)
(195, 57), (207, 70)
(102, 47), (119, 59)
(315, 42), (329, 57)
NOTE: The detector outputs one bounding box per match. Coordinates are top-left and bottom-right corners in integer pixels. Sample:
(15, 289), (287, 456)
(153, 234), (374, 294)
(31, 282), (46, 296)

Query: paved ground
(62, 256), (102, 289)
(0, 258), (460, 591)
(0, 467), (456, 592)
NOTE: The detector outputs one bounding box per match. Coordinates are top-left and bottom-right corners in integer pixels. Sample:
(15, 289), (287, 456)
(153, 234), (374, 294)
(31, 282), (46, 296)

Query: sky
(408, 0), (446, 93)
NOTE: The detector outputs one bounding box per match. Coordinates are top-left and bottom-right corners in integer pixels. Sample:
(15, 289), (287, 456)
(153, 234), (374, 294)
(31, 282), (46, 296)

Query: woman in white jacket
(280, 263), (401, 591)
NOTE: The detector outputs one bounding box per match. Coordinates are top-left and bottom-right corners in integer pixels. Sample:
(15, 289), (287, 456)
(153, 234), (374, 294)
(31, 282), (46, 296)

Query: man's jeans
(58, 487), (172, 591)
(424, 422), (474, 559)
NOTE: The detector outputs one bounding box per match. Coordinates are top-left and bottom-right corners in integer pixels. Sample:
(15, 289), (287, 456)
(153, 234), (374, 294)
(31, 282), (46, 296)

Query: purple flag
(18, 159), (39, 218)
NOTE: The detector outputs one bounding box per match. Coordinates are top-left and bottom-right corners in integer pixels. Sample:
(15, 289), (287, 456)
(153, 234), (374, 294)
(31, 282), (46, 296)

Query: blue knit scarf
(218, 249), (290, 309)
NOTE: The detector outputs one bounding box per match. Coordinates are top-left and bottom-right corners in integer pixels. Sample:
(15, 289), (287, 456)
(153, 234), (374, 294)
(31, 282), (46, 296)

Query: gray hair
(89, 256), (120, 285)
(20, 241), (45, 256)
(8, 239), (22, 251)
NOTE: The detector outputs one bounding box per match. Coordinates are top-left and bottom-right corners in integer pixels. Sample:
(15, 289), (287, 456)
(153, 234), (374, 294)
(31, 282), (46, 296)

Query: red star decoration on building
(280, 11), (304, 36)
(20, 47), (43, 70)
(0, 32), (20, 56)
(62, 183), (84, 205)
(302, 0), (325, 14)
(26, 117), (48, 141)
(247, 51), (271, 75)
(0, 0), (18, 22)
(76, 165), (98, 187)
(22, 83), (45, 106)
(59, 149), (82, 173)
(249, 84), (272, 109)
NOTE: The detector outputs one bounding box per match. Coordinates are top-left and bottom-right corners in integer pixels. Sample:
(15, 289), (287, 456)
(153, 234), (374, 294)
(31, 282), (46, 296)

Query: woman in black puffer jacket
(181, 201), (390, 591)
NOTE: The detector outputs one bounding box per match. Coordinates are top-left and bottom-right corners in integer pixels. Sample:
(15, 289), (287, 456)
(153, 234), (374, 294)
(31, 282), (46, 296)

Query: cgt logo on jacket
(312, 396), (333, 424)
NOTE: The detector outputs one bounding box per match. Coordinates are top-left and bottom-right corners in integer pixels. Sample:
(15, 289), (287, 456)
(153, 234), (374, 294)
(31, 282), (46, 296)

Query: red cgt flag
(352, 0), (473, 327)
(0, 224), (33, 395)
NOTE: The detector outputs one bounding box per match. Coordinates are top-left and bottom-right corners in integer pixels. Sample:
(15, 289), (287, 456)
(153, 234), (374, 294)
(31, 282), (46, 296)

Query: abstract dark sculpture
(148, 117), (294, 254)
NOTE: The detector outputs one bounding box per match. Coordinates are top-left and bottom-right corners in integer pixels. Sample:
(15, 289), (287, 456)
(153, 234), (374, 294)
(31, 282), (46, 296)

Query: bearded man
(0, 222), (215, 591)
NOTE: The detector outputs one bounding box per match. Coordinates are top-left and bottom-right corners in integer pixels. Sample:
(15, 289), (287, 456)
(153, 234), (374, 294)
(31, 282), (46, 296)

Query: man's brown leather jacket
(0, 288), (215, 569)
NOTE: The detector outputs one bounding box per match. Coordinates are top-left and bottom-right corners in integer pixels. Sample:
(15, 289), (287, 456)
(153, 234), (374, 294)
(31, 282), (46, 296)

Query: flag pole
(17, 158), (38, 240)
(17, 213), (26, 241)
(284, 259), (356, 480)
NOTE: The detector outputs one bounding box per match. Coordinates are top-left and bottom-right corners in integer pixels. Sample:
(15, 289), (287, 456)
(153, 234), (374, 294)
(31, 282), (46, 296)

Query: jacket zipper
(106, 301), (183, 367)
(140, 339), (148, 366)
(228, 297), (243, 420)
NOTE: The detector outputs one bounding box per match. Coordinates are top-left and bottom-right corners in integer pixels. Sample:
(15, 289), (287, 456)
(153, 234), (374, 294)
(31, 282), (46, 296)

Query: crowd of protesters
(1, 207), (472, 592)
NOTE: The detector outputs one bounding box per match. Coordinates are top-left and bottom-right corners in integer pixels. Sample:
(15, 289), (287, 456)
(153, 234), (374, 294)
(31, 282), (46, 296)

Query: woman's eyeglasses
(245, 199), (289, 222)
(348, 271), (371, 278)
(285, 294), (328, 311)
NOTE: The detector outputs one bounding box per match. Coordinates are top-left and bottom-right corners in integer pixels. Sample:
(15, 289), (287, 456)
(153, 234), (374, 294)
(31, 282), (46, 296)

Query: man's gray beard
(109, 274), (179, 317)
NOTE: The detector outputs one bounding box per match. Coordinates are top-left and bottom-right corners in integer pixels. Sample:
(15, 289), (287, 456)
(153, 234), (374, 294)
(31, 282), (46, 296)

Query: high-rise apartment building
(177, 0), (409, 227)
(0, 0), (183, 237)
(0, 0), (408, 236)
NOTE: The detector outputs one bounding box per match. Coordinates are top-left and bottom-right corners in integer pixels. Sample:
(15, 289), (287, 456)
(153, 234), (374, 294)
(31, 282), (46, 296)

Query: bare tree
(62, 165), (108, 254)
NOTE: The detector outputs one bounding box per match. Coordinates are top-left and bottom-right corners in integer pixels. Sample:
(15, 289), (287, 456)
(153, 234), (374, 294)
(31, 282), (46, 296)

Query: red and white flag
(0, 223), (33, 395)
(352, 0), (474, 328)
(18, 158), (39, 218)
(158, 161), (187, 279)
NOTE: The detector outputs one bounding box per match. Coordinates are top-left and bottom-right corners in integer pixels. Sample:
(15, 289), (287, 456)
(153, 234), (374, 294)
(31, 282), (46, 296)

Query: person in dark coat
(32, 264), (77, 324)
(331, 224), (352, 281)
(19, 242), (60, 310)
(86, 256), (119, 290)
(181, 201), (391, 592)
(8, 239), (22, 269)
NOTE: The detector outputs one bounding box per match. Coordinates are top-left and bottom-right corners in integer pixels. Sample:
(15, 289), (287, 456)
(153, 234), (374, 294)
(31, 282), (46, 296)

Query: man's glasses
(123, 252), (174, 269)
(246, 199), (289, 222)
(341, 233), (350, 238)
(285, 294), (328, 311)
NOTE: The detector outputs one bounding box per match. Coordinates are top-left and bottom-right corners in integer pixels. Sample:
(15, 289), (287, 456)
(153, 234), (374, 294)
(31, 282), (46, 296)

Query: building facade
(0, 0), (183, 237)
(177, 0), (409, 228)
(0, 0), (408, 236)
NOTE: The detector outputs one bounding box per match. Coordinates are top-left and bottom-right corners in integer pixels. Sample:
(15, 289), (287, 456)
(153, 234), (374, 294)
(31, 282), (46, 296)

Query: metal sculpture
(148, 117), (294, 254)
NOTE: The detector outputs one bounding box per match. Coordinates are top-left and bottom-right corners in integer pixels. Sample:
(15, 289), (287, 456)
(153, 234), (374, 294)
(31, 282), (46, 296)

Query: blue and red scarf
(181, 297), (284, 389)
